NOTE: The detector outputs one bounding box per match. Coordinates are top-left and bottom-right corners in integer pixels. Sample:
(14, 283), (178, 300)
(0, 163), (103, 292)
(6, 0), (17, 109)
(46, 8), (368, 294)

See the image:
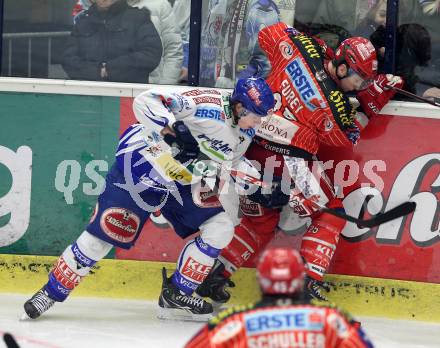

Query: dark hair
(397, 23), (431, 66)
(396, 23), (431, 93)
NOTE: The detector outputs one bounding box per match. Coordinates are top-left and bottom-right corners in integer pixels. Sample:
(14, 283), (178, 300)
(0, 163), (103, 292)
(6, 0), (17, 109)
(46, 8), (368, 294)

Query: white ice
(1, 293), (440, 348)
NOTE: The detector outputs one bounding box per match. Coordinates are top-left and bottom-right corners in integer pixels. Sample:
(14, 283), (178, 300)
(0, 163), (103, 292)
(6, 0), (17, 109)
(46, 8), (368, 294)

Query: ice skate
(157, 268), (213, 322)
(304, 276), (330, 302)
(196, 261), (234, 312)
(21, 287), (56, 320)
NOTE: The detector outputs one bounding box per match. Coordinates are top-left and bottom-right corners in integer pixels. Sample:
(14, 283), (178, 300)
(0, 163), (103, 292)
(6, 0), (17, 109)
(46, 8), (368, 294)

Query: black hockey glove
(163, 121), (200, 164)
(248, 176), (290, 209)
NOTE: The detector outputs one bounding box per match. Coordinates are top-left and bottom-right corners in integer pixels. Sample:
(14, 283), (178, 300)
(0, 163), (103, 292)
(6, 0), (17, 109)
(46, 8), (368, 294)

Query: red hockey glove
(356, 74), (404, 118)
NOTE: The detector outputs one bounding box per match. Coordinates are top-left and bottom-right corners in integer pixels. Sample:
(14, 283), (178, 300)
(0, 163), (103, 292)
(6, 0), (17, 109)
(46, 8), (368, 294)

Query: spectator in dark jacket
(396, 23), (432, 95)
(63, 0), (162, 83)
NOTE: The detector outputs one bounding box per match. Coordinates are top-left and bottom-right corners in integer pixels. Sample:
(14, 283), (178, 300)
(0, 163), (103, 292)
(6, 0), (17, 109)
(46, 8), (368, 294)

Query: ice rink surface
(1, 293), (440, 348)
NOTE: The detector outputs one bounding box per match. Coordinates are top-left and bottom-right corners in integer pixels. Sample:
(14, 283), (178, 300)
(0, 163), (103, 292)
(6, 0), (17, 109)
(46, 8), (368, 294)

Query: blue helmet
(231, 77), (275, 116)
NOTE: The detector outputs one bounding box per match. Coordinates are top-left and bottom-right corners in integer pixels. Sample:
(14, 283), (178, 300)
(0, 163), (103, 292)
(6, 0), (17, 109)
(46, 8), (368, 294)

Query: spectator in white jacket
(129, 0), (183, 84)
(170, 0), (190, 82)
(74, 0), (183, 84)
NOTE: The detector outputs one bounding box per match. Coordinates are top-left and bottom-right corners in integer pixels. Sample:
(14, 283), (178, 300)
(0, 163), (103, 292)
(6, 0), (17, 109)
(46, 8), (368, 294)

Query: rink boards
(0, 78), (439, 322)
(2, 253), (440, 322)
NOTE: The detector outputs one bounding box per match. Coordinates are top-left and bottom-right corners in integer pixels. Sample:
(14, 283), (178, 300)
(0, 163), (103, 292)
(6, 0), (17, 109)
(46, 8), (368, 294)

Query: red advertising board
(322, 114), (440, 283)
(117, 97), (440, 283)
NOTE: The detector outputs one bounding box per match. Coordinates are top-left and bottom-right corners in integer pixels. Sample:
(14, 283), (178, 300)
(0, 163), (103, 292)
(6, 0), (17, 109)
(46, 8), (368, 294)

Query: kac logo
(279, 40), (294, 59)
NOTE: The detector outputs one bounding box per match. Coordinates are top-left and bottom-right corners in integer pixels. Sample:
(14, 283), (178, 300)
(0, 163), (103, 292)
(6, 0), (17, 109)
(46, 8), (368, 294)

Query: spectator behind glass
(199, 0), (292, 88)
(311, 0), (359, 33)
(63, 0), (162, 83)
(76, 0), (183, 85)
(128, 0), (183, 85)
(353, 0), (440, 99)
(368, 24), (431, 95)
(294, 0), (356, 50)
(415, 0), (440, 100)
(354, 0), (386, 38)
(354, 0), (422, 41)
(396, 24), (432, 95)
(170, 0), (190, 83)
(297, 0), (418, 51)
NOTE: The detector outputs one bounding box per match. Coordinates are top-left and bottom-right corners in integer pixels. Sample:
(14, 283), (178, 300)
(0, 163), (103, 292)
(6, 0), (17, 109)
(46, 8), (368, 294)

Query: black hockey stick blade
(3, 333), (20, 348)
(322, 201), (417, 228)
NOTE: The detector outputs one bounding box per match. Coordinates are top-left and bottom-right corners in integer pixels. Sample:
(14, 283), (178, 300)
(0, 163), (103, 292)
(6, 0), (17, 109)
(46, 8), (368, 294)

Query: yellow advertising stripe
(1, 254), (440, 322)
(0, 254), (173, 300)
(323, 274), (440, 322)
(230, 272), (440, 322)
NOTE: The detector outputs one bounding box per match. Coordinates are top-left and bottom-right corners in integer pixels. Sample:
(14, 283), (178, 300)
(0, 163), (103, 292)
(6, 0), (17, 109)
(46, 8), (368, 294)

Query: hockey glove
(248, 177), (290, 209)
(163, 121), (200, 164)
(357, 74), (404, 118)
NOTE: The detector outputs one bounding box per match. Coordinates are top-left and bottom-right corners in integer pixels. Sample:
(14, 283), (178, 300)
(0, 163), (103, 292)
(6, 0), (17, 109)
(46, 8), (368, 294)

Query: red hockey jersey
(185, 302), (373, 348)
(255, 22), (360, 155)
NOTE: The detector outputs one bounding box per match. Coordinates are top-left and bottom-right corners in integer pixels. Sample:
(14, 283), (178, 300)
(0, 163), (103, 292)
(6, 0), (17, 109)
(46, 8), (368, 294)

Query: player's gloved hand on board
(163, 120), (200, 164)
(357, 74), (404, 118)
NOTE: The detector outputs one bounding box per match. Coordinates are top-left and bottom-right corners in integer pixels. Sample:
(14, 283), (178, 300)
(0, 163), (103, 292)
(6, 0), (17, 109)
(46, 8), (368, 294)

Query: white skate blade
(212, 302), (228, 314)
(157, 307), (213, 322)
(19, 312), (32, 321)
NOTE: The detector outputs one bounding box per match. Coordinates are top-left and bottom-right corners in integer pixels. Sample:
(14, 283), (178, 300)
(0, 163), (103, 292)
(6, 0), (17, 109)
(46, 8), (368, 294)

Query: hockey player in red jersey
(196, 22), (404, 302)
(186, 248), (374, 348)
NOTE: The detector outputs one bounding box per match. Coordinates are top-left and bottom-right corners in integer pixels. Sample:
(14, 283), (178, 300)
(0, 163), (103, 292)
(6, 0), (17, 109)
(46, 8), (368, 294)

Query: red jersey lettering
(257, 22), (358, 154)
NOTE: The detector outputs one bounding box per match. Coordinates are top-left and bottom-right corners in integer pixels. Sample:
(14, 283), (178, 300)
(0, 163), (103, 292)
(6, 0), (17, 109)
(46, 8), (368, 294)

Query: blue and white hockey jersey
(115, 87), (257, 191)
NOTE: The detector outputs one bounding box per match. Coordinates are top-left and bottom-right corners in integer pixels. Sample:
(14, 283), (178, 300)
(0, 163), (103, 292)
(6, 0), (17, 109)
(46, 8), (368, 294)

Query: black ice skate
(196, 260), (235, 310)
(304, 276), (330, 302)
(157, 268), (213, 322)
(22, 287), (56, 320)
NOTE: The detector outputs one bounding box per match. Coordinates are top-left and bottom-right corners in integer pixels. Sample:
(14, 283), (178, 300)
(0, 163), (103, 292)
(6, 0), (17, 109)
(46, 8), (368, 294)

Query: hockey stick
(390, 86), (440, 108)
(3, 333), (20, 348)
(321, 201), (416, 228)
(224, 166), (417, 227)
(185, 151), (417, 227)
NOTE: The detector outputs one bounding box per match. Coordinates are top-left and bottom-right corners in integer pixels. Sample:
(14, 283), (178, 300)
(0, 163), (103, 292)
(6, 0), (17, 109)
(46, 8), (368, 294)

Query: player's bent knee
(76, 230), (113, 261)
(199, 212), (234, 249)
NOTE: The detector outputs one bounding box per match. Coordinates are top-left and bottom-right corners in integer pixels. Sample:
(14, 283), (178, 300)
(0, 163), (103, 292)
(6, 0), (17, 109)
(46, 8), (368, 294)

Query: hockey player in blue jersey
(22, 77), (275, 321)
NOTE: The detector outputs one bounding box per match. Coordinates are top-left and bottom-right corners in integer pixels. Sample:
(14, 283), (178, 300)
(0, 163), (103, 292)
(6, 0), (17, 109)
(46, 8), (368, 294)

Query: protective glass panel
(1, 0), (186, 85)
(399, 0), (440, 102)
(199, 0), (296, 88)
(198, 0), (381, 88)
(1, 0), (75, 79)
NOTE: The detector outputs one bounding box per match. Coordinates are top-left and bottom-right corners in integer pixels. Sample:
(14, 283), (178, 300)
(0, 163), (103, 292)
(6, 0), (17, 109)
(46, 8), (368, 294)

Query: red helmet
(334, 37), (378, 80)
(256, 248), (306, 295)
